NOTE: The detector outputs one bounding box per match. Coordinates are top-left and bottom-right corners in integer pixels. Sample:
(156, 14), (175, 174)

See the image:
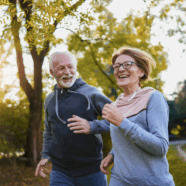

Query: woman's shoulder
(149, 89), (165, 99)
(148, 89), (168, 106)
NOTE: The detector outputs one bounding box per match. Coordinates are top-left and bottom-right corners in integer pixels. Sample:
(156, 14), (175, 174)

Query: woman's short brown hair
(112, 46), (156, 82)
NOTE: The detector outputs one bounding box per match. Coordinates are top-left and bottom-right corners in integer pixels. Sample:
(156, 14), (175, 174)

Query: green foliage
(146, 0), (186, 49)
(167, 80), (186, 137)
(175, 80), (186, 115)
(67, 3), (168, 97)
(0, 0), (90, 54)
(0, 98), (29, 153)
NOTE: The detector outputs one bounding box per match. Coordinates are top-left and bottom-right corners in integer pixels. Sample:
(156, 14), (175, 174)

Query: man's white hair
(49, 51), (77, 70)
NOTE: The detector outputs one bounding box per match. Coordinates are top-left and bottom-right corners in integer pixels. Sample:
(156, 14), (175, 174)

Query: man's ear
(50, 69), (55, 78)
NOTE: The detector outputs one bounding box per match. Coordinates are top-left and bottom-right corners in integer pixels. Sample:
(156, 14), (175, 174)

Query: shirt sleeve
(41, 103), (52, 160)
(118, 91), (169, 157)
(109, 148), (114, 157)
(89, 90), (113, 134)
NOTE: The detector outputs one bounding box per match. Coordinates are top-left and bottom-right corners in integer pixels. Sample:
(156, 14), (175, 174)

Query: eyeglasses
(112, 61), (140, 71)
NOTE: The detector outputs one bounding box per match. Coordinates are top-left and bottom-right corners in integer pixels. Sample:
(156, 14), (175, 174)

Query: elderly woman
(100, 47), (175, 186)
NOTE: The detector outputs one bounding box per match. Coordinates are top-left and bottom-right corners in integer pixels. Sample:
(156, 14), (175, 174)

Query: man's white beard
(58, 73), (77, 88)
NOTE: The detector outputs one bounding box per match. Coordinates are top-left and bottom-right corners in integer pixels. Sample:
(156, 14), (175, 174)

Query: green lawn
(1, 145), (186, 185)
(168, 144), (186, 186)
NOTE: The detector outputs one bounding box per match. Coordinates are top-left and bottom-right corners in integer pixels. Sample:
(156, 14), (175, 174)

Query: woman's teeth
(119, 75), (129, 79)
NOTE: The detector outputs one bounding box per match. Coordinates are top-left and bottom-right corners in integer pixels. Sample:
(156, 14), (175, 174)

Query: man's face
(50, 54), (77, 89)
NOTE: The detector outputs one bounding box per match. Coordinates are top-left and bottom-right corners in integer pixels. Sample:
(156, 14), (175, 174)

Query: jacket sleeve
(41, 102), (52, 160)
(88, 90), (113, 134)
(117, 91), (169, 157)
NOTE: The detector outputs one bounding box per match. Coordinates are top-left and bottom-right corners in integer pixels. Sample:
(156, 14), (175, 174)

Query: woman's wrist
(109, 153), (114, 160)
(116, 115), (125, 126)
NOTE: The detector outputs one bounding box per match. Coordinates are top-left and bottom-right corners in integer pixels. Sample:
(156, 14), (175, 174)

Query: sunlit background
(0, 0), (185, 101)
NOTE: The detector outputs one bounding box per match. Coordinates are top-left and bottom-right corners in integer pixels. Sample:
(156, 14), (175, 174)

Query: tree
(143, 0), (186, 51)
(66, 0), (168, 98)
(167, 80), (186, 137)
(175, 80), (186, 115)
(0, 0), (89, 166)
(174, 80), (186, 136)
(66, 1), (169, 156)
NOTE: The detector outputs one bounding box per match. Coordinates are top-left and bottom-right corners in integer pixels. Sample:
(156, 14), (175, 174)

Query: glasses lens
(123, 62), (132, 69)
(113, 64), (119, 70)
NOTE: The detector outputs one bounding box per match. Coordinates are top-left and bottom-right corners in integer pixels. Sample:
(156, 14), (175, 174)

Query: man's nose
(64, 67), (70, 74)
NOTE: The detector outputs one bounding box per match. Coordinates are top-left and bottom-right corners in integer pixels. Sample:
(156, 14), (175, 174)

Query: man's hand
(100, 153), (114, 174)
(67, 115), (91, 134)
(35, 159), (49, 178)
(102, 103), (124, 126)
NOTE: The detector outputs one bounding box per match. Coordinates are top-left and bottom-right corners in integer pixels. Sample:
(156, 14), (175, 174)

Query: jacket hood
(53, 78), (87, 92)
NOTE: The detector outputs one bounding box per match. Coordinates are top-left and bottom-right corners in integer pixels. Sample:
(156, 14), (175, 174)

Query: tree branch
(88, 43), (120, 90)
(57, 27), (122, 91)
(38, 0), (86, 65)
(9, 0), (34, 102)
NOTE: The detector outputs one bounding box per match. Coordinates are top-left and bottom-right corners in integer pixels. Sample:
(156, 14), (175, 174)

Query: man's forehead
(53, 54), (75, 65)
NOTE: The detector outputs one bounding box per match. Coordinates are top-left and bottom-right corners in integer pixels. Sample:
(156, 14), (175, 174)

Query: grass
(168, 144), (186, 186)
(1, 145), (186, 186)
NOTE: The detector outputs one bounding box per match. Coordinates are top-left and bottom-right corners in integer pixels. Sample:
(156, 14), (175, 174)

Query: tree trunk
(9, 0), (86, 167)
(25, 100), (42, 166)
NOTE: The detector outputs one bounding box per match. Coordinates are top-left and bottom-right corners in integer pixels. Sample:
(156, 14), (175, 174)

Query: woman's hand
(102, 103), (124, 126)
(100, 153), (114, 174)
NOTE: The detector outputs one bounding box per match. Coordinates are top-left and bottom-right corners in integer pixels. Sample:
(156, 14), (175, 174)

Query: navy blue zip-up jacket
(41, 78), (112, 177)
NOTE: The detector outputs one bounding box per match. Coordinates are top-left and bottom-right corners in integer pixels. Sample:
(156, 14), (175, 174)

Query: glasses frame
(112, 61), (140, 71)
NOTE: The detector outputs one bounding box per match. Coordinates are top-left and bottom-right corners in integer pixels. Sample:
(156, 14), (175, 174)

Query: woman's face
(113, 54), (144, 88)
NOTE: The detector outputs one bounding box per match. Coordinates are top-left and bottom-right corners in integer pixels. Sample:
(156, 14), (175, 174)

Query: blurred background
(0, 0), (186, 185)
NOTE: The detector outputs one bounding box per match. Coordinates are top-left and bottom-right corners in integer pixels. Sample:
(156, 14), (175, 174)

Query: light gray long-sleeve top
(110, 90), (175, 186)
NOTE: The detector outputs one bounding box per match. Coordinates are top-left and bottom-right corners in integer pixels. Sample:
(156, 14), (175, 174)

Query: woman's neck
(123, 85), (140, 97)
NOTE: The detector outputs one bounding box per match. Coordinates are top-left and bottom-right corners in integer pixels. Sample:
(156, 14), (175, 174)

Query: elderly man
(35, 51), (112, 186)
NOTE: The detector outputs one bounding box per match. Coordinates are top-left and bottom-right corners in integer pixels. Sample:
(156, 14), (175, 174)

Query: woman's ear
(140, 69), (145, 78)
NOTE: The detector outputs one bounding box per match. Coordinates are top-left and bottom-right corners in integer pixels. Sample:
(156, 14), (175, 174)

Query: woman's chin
(117, 82), (128, 88)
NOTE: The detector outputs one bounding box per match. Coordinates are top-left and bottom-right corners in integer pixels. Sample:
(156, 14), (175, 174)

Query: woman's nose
(118, 65), (125, 71)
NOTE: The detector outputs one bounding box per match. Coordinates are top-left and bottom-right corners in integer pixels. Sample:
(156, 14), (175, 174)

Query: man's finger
(67, 122), (82, 127)
(67, 117), (80, 122)
(67, 118), (76, 122)
(70, 126), (83, 131)
(73, 129), (86, 134)
(68, 116), (84, 122)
